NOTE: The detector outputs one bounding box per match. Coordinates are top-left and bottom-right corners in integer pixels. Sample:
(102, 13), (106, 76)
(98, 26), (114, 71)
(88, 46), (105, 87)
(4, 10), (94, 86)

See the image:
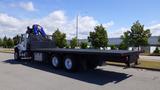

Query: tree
(52, 29), (67, 48)
(13, 35), (21, 45)
(88, 24), (108, 48)
(120, 31), (130, 50)
(6, 38), (14, 48)
(121, 21), (151, 51)
(3, 36), (7, 48)
(80, 42), (88, 49)
(0, 38), (3, 46)
(70, 37), (78, 48)
(121, 31), (130, 48)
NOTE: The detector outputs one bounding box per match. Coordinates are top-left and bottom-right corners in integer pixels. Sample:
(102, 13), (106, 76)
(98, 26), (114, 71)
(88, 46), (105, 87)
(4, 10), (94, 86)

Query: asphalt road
(0, 53), (160, 90)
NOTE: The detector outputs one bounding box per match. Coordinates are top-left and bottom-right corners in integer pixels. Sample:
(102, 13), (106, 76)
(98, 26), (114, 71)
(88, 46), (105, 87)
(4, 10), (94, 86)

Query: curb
(0, 51), (14, 54)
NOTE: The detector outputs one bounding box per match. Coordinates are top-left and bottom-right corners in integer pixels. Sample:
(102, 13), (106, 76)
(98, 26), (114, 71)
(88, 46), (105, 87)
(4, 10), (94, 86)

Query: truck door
(18, 34), (28, 52)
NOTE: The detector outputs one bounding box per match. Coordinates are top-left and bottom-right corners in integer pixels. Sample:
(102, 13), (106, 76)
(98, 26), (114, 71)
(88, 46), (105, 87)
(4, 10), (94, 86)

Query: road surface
(0, 53), (160, 90)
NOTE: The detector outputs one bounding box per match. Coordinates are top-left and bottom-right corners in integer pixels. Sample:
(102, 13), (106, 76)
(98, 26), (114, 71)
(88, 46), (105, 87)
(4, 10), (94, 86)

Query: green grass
(0, 49), (14, 53)
(107, 60), (160, 71)
(150, 53), (160, 56)
(136, 60), (160, 70)
(140, 53), (160, 56)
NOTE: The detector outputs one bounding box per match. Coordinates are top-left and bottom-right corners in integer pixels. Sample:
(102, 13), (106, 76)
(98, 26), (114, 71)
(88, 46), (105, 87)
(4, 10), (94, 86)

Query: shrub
(110, 45), (117, 50)
(80, 42), (88, 49)
(65, 44), (70, 48)
(153, 47), (159, 54)
(70, 37), (78, 48)
(119, 43), (128, 50)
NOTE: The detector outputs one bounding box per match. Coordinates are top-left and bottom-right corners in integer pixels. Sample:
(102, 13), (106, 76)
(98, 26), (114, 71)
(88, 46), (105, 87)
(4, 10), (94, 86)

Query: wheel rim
(14, 52), (18, 60)
(65, 58), (72, 70)
(52, 56), (59, 67)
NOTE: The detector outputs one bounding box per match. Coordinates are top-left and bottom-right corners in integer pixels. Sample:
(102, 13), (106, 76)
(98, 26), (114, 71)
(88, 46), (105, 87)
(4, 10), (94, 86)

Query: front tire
(14, 49), (21, 60)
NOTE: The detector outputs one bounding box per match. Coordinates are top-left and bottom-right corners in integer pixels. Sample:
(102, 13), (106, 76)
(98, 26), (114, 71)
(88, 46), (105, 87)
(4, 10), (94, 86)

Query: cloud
(40, 10), (67, 31)
(103, 21), (114, 29)
(1, 10), (160, 39)
(10, 1), (36, 11)
(0, 13), (21, 27)
(146, 24), (160, 36)
(0, 10), (113, 39)
(39, 12), (114, 39)
(108, 27), (128, 38)
(0, 13), (29, 37)
(19, 1), (36, 11)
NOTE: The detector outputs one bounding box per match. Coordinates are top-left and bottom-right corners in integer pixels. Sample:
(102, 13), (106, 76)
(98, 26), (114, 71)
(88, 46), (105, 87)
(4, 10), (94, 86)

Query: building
(108, 36), (160, 53)
(75, 36), (160, 53)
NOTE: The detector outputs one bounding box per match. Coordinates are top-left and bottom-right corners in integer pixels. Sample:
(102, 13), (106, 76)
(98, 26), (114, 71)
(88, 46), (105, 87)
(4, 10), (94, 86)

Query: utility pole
(76, 15), (79, 46)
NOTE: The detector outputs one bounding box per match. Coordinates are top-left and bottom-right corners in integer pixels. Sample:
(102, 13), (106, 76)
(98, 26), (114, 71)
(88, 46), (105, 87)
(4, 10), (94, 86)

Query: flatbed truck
(14, 25), (140, 72)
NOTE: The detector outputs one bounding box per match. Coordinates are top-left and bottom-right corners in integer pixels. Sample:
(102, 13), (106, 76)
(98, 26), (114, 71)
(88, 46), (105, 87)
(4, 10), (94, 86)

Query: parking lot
(0, 53), (160, 90)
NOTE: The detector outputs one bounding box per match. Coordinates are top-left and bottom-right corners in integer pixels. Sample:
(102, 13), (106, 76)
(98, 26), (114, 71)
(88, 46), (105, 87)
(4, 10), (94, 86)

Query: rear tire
(64, 56), (77, 72)
(51, 55), (62, 68)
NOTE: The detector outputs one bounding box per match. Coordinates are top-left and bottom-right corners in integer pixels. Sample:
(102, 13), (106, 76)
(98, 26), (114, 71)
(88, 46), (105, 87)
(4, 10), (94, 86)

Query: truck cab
(14, 24), (55, 60)
(14, 34), (28, 60)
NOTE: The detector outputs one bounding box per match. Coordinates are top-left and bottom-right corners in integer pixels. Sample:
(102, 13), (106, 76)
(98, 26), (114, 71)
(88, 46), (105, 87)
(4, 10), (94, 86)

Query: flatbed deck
(31, 48), (139, 56)
(31, 48), (140, 67)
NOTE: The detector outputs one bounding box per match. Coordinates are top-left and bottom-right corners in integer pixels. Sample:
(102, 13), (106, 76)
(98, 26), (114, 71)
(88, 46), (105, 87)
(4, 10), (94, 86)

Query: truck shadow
(3, 59), (132, 86)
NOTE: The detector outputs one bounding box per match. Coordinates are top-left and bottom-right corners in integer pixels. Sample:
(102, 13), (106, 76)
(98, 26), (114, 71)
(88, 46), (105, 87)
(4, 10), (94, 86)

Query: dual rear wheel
(51, 55), (75, 71)
(51, 56), (61, 68)
(51, 55), (77, 71)
(51, 55), (98, 72)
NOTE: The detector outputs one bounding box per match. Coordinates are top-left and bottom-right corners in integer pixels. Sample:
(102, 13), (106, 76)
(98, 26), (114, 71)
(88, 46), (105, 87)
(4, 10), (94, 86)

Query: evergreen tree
(13, 35), (21, 45)
(0, 38), (3, 46)
(3, 36), (7, 48)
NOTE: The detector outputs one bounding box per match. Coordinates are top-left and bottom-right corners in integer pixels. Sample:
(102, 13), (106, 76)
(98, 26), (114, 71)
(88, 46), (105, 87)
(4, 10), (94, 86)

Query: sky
(0, 0), (160, 39)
